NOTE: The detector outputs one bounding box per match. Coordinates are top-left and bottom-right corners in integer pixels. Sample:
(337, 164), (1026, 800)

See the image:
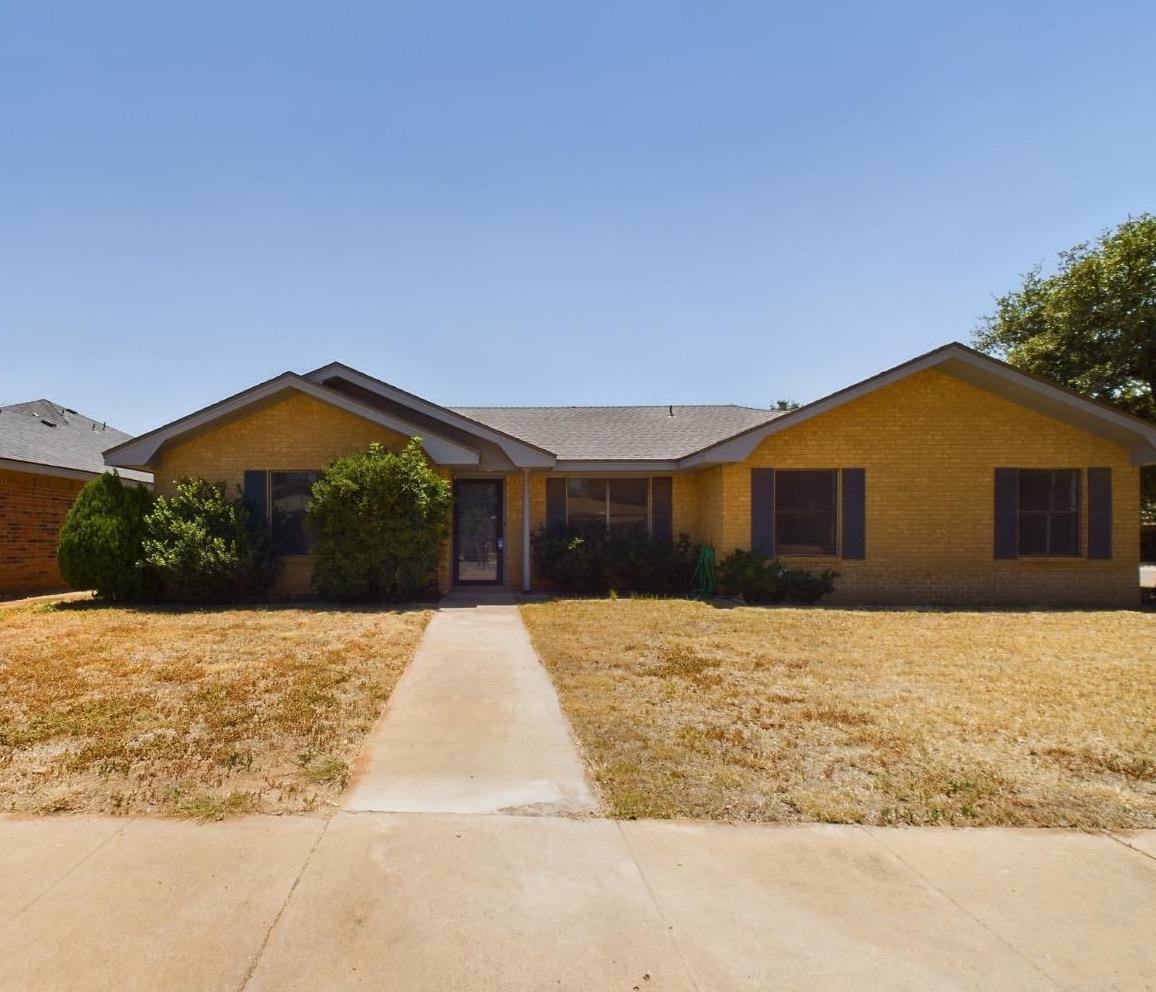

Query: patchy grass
(522, 600), (1156, 828)
(0, 602), (429, 817)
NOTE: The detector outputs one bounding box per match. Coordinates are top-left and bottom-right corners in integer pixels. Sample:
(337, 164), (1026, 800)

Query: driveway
(1, 595), (1154, 990)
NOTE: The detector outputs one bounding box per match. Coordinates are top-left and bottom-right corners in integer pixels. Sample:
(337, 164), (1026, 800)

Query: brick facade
(146, 369), (1141, 607)
(0, 468), (85, 597)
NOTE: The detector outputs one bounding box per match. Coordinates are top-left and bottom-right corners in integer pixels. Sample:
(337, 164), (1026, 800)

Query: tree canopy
(974, 214), (1156, 420)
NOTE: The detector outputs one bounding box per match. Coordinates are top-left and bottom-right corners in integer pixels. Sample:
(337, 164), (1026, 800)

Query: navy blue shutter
(651, 477), (673, 543)
(751, 468), (775, 557)
(1086, 468), (1112, 559)
(242, 470), (268, 528)
(994, 468), (1019, 559)
(841, 468), (866, 559)
(546, 478), (566, 532)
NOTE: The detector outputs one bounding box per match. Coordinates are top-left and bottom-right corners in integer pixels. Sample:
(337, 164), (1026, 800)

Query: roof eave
(305, 362), (556, 468)
(680, 342), (1156, 466)
(103, 374), (482, 470)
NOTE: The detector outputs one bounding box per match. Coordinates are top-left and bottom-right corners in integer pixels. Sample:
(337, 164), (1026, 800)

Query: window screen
(774, 469), (837, 555)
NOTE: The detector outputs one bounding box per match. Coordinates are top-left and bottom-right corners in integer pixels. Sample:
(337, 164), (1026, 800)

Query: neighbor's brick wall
(0, 468), (85, 597)
(707, 368), (1140, 607)
(154, 393), (420, 597)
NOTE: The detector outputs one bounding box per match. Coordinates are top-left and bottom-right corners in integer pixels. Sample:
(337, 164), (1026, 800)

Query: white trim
(103, 374), (481, 470)
(305, 363), (556, 468)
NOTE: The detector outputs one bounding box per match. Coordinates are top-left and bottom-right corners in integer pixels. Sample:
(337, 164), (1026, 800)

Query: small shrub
(142, 478), (275, 603)
(307, 439), (452, 602)
(57, 472), (156, 601)
(531, 527), (699, 596)
(717, 548), (838, 604)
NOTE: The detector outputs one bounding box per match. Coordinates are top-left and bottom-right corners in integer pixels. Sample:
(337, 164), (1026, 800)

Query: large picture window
(270, 471), (321, 555)
(1018, 469), (1079, 556)
(774, 469), (837, 556)
(566, 478), (650, 538)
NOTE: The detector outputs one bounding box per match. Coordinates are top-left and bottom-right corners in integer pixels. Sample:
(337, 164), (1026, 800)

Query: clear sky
(2, 1), (1154, 435)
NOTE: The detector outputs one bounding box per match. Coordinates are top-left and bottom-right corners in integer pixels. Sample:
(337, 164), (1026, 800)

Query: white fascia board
(103, 374), (481, 469)
(305, 363), (556, 468)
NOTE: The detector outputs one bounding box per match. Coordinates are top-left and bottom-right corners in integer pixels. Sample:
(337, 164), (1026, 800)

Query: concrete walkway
(2, 600), (1155, 990)
(343, 596), (599, 816)
(0, 814), (1154, 991)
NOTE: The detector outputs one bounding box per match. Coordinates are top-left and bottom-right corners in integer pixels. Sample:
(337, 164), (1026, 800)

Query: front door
(453, 480), (504, 585)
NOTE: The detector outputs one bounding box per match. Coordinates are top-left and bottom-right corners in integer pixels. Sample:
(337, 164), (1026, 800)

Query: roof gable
(103, 374), (483, 470)
(681, 343), (1156, 467)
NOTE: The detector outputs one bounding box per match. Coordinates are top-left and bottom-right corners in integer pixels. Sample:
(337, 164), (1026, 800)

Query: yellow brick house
(104, 343), (1156, 607)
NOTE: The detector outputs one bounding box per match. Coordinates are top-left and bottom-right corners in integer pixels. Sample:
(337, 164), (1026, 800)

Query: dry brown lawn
(0, 600), (429, 818)
(522, 600), (1156, 828)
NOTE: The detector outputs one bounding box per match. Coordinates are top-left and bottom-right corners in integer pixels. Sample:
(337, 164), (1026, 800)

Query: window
(565, 478), (650, 538)
(270, 471), (321, 555)
(774, 469), (837, 556)
(1018, 469), (1079, 556)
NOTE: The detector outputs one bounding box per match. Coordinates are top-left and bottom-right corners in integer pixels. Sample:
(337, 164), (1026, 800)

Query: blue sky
(2, 1), (1154, 434)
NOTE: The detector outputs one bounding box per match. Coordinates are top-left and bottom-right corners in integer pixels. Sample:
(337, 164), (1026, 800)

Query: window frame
(772, 468), (840, 557)
(563, 477), (653, 538)
(263, 469), (322, 557)
(1016, 468), (1081, 558)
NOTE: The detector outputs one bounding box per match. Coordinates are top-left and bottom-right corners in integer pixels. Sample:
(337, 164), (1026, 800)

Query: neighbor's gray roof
(451, 405), (785, 461)
(0, 400), (151, 482)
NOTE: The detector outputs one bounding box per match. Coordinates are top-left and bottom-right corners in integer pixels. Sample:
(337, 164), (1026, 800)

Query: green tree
(307, 439), (452, 601)
(974, 214), (1156, 515)
(142, 478), (275, 603)
(57, 472), (155, 600)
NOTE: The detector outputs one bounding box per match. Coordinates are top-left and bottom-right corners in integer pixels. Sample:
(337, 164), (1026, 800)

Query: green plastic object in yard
(689, 544), (718, 599)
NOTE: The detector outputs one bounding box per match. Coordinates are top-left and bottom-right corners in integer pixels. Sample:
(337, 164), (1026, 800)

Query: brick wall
(154, 392), (418, 597)
(711, 368), (1140, 607)
(146, 371), (1142, 606)
(0, 468), (85, 597)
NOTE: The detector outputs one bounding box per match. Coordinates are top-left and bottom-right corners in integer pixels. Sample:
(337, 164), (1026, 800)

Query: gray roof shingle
(451, 405), (784, 460)
(0, 400), (151, 482)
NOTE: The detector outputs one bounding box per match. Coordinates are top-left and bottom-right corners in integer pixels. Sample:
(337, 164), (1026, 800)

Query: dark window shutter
(242, 470), (268, 528)
(994, 468), (1019, 559)
(841, 468), (866, 559)
(546, 478), (566, 532)
(1087, 467), (1112, 559)
(751, 468), (775, 557)
(650, 477), (673, 543)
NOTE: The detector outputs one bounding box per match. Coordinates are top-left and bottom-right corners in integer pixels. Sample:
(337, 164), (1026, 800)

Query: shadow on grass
(528, 592), (1149, 616)
(46, 597), (433, 617)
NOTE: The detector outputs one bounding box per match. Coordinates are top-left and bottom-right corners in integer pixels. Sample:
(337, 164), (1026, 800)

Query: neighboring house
(104, 343), (1156, 607)
(0, 401), (151, 598)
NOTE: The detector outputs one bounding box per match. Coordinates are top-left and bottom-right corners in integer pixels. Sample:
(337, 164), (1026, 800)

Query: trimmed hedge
(531, 527), (699, 596)
(57, 472), (156, 601)
(142, 478), (275, 603)
(306, 439), (452, 602)
(716, 548), (838, 604)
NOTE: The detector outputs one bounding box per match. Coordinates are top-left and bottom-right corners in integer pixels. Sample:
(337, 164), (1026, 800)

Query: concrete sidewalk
(343, 598), (599, 816)
(0, 813), (1153, 991)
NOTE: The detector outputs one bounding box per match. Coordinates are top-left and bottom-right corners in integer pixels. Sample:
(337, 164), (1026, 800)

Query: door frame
(452, 478), (505, 586)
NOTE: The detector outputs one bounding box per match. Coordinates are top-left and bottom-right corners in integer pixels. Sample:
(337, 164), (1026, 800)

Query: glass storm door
(454, 480), (504, 585)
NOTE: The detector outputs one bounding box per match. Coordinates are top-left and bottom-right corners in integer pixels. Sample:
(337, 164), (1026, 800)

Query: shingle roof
(451, 405), (785, 460)
(0, 400), (151, 482)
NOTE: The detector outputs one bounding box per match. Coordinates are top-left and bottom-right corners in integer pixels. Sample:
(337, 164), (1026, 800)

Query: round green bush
(307, 439), (452, 602)
(142, 477), (275, 603)
(57, 472), (155, 601)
